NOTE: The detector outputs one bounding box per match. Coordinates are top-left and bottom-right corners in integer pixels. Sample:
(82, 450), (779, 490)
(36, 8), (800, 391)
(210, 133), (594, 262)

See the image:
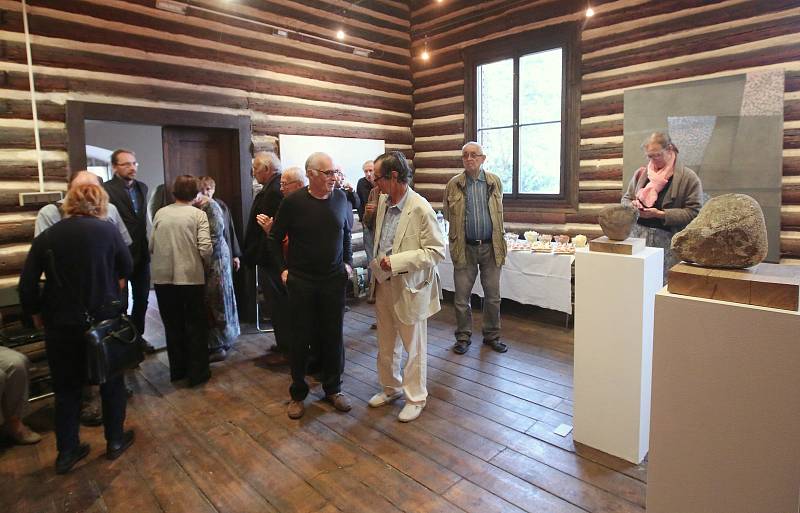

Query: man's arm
(267, 200), (290, 278)
(108, 204), (133, 246)
(34, 204), (60, 237)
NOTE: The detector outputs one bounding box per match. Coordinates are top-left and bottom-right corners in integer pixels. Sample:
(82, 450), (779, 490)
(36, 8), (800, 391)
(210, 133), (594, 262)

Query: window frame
(463, 22), (581, 212)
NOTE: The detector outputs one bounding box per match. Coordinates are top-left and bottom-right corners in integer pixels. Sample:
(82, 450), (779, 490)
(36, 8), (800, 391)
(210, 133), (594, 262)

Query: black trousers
(287, 272), (347, 401)
(154, 284), (210, 384)
(259, 265), (290, 354)
(128, 259), (151, 335)
(45, 326), (127, 453)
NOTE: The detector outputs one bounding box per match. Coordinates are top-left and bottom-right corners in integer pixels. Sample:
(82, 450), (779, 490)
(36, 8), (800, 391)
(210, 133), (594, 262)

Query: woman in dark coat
(19, 183), (134, 474)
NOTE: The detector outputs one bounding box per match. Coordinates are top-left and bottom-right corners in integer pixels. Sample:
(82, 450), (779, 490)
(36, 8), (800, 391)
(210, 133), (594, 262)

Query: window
(464, 23), (580, 211)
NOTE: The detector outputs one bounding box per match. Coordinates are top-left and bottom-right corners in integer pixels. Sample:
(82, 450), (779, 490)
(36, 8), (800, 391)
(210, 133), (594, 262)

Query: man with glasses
(442, 141), (508, 355)
(104, 149), (154, 354)
(268, 152), (353, 419)
(243, 151), (288, 364)
(367, 151), (444, 422)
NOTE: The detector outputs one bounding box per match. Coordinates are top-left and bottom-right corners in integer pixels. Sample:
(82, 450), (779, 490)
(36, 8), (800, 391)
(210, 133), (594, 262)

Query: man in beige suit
(368, 151), (445, 422)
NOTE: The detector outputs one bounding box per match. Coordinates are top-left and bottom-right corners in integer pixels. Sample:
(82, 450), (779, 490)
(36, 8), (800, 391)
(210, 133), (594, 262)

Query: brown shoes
(287, 400), (305, 419)
(326, 393), (352, 412)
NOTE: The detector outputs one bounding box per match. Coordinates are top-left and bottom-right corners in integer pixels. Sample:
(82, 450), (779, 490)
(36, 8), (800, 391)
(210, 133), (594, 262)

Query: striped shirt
(465, 169), (493, 241)
(377, 188), (409, 258)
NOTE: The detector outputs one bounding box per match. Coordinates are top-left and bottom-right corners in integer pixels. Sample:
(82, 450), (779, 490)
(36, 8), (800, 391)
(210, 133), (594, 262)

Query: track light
(336, 29), (345, 40)
(586, 6), (595, 17)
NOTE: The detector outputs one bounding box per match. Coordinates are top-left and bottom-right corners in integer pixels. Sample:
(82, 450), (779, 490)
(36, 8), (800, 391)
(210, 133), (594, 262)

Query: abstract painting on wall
(623, 70), (784, 262)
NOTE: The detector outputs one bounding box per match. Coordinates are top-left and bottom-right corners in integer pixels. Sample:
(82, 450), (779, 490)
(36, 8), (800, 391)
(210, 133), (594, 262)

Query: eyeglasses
(373, 174), (389, 182)
(311, 168), (336, 177)
(645, 150), (666, 160)
(462, 152), (484, 160)
(280, 179), (300, 187)
(117, 161), (138, 167)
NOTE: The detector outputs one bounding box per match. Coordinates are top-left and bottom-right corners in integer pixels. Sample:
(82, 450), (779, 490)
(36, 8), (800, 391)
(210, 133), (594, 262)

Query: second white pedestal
(573, 247), (663, 463)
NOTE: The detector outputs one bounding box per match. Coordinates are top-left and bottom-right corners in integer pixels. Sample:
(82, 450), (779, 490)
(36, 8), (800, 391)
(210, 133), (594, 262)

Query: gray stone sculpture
(671, 193), (768, 268)
(598, 205), (638, 241)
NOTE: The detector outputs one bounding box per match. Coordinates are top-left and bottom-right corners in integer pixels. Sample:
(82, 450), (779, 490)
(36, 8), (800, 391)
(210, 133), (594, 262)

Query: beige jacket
(442, 169), (506, 266)
(621, 160), (703, 233)
(150, 204), (212, 285)
(371, 188), (445, 325)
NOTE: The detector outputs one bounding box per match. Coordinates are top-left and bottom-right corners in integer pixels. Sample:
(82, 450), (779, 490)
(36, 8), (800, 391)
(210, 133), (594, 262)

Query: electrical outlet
(18, 191), (63, 206)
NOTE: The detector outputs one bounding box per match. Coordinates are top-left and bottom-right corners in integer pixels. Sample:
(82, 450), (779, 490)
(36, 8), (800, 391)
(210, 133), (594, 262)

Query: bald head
(69, 170), (102, 189)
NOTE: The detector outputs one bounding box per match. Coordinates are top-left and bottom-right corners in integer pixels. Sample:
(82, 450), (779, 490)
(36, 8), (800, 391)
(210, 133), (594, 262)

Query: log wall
(0, 0), (412, 287)
(409, 0), (800, 262)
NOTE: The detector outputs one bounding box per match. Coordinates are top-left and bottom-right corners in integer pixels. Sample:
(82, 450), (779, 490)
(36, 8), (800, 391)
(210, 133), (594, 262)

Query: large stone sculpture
(671, 193), (768, 268)
(598, 205), (638, 241)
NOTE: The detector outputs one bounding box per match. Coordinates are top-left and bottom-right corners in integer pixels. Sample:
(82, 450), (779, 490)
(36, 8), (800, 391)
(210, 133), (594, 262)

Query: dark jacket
(103, 174), (149, 266)
(216, 198), (241, 259)
(18, 217), (132, 327)
(242, 173), (282, 266)
(356, 177), (373, 221)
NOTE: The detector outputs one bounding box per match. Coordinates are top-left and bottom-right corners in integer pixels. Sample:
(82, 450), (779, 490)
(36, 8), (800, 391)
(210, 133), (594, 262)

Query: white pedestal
(648, 290), (800, 513)
(573, 247), (663, 463)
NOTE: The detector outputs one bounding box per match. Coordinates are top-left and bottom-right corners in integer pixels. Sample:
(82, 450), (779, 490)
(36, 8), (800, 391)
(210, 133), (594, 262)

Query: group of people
(15, 149), (241, 474)
(3, 130), (701, 475)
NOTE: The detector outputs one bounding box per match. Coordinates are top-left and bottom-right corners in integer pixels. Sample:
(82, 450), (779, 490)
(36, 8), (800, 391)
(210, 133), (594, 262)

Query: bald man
(35, 170), (132, 244)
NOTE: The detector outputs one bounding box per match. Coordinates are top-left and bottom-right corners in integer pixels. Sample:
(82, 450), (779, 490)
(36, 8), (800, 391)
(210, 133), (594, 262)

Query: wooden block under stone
(667, 262), (800, 311)
(588, 236), (646, 255)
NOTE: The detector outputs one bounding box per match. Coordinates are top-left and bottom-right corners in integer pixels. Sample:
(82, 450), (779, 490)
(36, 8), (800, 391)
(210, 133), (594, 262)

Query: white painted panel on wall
(278, 134), (385, 187)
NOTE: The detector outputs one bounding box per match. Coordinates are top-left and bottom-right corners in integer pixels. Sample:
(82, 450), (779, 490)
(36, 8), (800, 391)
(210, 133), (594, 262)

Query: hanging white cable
(21, 0), (44, 193)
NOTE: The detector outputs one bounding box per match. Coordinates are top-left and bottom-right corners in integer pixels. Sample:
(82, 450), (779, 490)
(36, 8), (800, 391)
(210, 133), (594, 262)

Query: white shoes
(398, 401), (425, 423)
(368, 390), (403, 408)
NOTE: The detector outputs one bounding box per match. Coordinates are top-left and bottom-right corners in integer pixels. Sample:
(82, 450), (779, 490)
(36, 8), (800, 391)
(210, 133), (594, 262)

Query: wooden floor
(1, 299), (648, 513)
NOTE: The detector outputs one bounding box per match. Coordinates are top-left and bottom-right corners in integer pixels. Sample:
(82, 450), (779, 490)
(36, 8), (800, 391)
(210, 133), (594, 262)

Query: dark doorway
(162, 126), (242, 231)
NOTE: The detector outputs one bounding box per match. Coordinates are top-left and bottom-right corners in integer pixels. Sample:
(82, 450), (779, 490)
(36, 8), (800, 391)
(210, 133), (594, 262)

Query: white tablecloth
(438, 245), (575, 314)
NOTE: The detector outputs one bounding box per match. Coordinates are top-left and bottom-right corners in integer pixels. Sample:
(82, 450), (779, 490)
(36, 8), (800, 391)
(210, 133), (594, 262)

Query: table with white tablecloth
(438, 245), (576, 315)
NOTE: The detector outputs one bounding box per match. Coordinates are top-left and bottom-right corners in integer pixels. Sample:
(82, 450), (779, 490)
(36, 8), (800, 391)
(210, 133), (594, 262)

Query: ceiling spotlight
(586, 6), (595, 17)
(336, 29), (345, 40)
(421, 49), (430, 61)
(436, 0), (443, 3)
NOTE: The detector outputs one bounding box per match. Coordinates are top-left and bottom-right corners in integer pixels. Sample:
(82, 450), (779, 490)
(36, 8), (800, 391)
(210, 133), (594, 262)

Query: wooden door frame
(66, 101), (257, 320)
(66, 101), (253, 225)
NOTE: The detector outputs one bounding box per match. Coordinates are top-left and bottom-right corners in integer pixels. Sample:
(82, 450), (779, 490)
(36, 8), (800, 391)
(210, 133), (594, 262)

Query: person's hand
(343, 182), (354, 192)
(256, 214), (273, 234)
(232, 257), (240, 272)
(281, 269), (288, 285)
(638, 207), (665, 219)
(632, 199), (644, 210)
(345, 263), (353, 278)
(380, 256), (392, 272)
(365, 202), (377, 214)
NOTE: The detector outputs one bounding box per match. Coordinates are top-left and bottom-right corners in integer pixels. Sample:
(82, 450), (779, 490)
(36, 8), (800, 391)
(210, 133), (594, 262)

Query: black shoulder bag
(44, 230), (144, 385)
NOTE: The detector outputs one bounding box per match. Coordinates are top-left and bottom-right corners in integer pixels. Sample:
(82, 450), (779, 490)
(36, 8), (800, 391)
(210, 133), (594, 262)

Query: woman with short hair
(150, 175), (213, 386)
(19, 183), (134, 474)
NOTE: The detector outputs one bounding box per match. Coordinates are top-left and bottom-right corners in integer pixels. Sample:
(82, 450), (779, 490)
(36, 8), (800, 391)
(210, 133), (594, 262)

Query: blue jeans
(453, 243), (502, 342)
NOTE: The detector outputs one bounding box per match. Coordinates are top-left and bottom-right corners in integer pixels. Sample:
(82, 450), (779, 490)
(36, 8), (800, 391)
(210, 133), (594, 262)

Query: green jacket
(442, 169), (506, 267)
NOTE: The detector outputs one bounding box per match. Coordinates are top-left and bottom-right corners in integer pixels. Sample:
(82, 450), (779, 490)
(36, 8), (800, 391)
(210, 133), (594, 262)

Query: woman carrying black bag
(19, 183), (135, 475)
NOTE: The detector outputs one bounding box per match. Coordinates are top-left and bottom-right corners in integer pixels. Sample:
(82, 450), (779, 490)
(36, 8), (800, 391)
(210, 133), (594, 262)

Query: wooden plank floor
(0, 299), (648, 513)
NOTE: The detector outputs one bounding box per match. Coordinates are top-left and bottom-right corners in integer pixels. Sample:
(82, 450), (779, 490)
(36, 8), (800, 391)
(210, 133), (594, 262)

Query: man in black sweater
(242, 151), (288, 363)
(269, 151), (353, 420)
(103, 149), (153, 353)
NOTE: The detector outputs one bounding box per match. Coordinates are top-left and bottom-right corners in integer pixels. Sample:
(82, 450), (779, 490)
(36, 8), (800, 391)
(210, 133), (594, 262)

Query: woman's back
(19, 216), (131, 327)
(150, 203), (211, 285)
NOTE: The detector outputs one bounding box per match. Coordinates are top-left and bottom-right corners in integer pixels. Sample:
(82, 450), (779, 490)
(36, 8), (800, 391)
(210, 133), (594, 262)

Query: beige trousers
(374, 281), (428, 404)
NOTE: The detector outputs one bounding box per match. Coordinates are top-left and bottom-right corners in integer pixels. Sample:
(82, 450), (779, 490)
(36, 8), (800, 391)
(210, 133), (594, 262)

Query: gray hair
(462, 141), (484, 154)
(283, 165), (306, 185)
(641, 132), (678, 153)
(253, 151), (282, 173)
(305, 152), (332, 176)
(362, 160), (373, 170)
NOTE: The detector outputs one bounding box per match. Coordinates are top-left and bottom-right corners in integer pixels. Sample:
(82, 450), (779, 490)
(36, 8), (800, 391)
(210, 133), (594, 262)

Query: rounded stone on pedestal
(671, 193), (768, 268)
(599, 205), (639, 241)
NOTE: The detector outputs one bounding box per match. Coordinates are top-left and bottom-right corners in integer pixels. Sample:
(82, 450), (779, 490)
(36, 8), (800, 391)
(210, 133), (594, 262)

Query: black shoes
(80, 405), (103, 427)
(106, 430), (135, 460)
(209, 348), (227, 363)
(453, 340), (471, 354)
(55, 443), (90, 474)
(483, 339), (508, 353)
(141, 337), (157, 354)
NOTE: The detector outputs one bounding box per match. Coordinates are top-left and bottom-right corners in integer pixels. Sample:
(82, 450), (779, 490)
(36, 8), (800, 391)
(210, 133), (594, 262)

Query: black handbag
(84, 312), (143, 385)
(45, 231), (144, 385)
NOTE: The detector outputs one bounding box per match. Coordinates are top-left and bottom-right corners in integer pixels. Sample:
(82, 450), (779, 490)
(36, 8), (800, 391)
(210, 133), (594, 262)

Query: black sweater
(18, 216), (132, 327)
(268, 188), (353, 280)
